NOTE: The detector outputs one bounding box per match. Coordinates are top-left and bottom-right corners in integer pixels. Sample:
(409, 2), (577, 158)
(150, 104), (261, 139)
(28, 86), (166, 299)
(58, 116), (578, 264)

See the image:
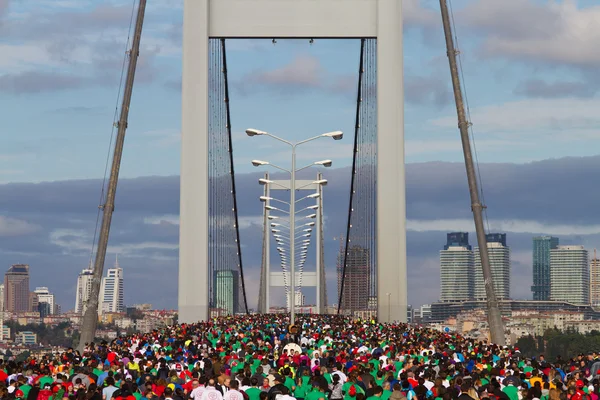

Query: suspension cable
(88, 0), (138, 267)
(448, 0), (491, 233)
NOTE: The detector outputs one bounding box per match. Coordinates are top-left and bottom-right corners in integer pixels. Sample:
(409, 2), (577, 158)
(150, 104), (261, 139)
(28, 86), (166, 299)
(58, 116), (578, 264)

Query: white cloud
(0, 216), (41, 236)
(144, 214), (263, 230)
(49, 228), (178, 256)
(144, 214), (179, 225)
(460, 0), (600, 67)
(408, 218), (600, 236)
(430, 97), (600, 138)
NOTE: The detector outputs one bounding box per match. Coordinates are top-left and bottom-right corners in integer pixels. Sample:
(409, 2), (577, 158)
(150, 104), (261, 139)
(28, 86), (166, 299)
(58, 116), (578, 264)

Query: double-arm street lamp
(247, 128), (343, 324)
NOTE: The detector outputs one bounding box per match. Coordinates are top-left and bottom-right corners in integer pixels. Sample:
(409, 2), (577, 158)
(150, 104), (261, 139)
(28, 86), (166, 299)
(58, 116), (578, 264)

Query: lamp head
(323, 131), (343, 140)
(306, 214), (317, 219)
(259, 179), (273, 185)
(246, 128), (267, 137)
(315, 159), (332, 167)
(313, 179), (328, 186)
(252, 160), (269, 167)
(307, 193), (320, 199)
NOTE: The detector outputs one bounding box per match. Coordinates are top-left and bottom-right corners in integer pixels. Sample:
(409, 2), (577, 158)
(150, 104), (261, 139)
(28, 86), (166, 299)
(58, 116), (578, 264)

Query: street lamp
(247, 127), (342, 324)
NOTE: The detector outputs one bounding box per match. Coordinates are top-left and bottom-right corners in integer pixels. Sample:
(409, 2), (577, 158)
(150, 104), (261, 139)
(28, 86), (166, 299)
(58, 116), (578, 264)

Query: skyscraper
(550, 245), (589, 305)
(4, 264), (30, 313)
(590, 254), (600, 307)
(532, 236), (559, 301)
(440, 233), (473, 302)
(473, 233), (511, 301)
(99, 257), (124, 314)
(75, 268), (94, 315)
(214, 270), (239, 315)
(338, 245), (370, 313)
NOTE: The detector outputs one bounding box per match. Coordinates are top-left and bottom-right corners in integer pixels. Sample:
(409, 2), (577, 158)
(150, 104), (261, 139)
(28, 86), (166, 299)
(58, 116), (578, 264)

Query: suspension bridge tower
(179, 0), (407, 323)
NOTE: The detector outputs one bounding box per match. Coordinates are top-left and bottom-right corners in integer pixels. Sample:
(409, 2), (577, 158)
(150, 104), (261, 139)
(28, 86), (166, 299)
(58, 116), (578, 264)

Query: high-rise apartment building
(473, 233), (511, 301)
(550, 245), (589, 305)
(75, 268), (94, 314)
(99, 258), (124, 314)
(4, 264), (30, 313)
(337, 245), (370, 313)
(440, 233), (473, 302)
(591, 254), (600, 307)
(0, 284), (5, 312)
(214, 270), (239, 315)
(34, 287), (55, 316)
(532, 236), (559, 301)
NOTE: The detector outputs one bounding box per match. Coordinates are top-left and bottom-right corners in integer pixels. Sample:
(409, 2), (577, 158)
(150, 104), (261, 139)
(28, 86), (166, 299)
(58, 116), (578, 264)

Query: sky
(2, 0), (600, 311)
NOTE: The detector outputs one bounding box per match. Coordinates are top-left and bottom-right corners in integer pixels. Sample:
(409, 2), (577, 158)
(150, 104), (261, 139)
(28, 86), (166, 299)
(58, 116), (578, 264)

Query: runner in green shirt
(244, 378), (262, 400)
(366, 386), (384, 400)
(305, 384), (327, 400)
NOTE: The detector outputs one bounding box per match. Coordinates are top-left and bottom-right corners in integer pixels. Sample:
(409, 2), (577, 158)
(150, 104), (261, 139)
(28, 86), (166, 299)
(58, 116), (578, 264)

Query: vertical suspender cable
(338, 39), (366, 315)
(221, 39), (249, 314)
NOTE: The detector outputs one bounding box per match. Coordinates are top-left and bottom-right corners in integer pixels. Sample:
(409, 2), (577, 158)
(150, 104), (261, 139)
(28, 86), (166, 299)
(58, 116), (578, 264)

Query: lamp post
(247, 128), (342, 324)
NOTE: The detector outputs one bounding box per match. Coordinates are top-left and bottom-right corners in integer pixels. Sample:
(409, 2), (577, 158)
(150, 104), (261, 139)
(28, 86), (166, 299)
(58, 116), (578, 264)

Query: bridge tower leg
(179, 0), (209, 323)
(377, 0), (406, 323)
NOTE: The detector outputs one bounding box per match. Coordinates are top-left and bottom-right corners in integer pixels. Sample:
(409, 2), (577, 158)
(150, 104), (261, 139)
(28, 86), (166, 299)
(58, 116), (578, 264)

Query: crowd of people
(0, 315), (598, 400)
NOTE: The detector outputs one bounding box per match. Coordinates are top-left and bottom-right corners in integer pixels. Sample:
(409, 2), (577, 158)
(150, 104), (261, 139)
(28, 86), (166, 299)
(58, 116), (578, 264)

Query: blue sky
(3, 0), (600, 184)
(3, 0), (600, 310)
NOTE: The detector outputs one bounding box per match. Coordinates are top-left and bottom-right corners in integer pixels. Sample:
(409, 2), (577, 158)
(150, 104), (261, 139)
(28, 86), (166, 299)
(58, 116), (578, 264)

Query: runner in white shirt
(330, 365), (347, 384)
(200, 380), (224, 400)
(223, 381), (244, 400)
(190, 378), (206, 399)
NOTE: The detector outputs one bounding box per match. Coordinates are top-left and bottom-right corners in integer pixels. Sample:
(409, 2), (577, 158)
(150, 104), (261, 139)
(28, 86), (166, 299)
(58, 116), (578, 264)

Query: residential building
(0, 284), (4, 312)
(532, 236), (559, 301)
(440, 233), (473, 302)
(591, 254), (600, 307)
(473, 233), (511, 300)
(99, 257), (124, 315)
(34, 287), (55, 316)
(550, 245), (589, 305)
(4, 264), (30, 313)
(29, 292), (39, 313)
(15, 331), (37, 345)
(1, 325), (10, 341)
(75, 268), (94, 315)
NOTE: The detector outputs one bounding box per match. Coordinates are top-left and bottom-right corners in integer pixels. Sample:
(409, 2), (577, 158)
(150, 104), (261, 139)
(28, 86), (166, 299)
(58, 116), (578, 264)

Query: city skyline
(3, 0), (600, 310)
(7, 157), (600, 310)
